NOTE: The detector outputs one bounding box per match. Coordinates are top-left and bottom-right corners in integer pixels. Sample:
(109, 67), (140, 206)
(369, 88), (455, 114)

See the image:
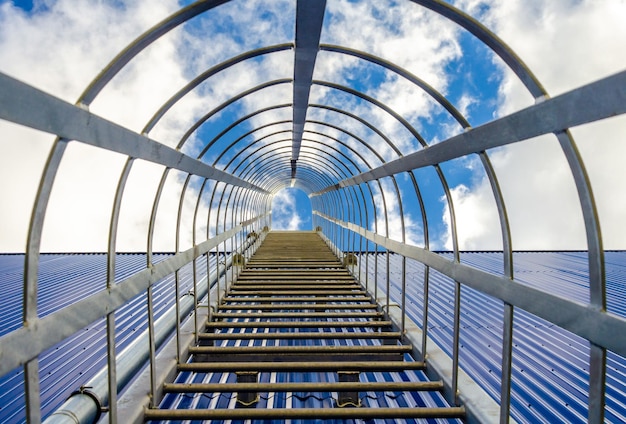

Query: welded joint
(342, 253), (358, 267)
(68, 386), (107, 421)
(336, 371), (361, 408)
(236, 372), (259, 407)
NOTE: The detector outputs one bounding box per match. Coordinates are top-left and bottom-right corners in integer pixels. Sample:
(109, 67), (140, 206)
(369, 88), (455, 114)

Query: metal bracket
(69, 386), (107, 421)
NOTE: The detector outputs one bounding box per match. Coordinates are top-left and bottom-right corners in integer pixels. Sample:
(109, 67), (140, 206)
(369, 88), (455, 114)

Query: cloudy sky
(0, 0), (625, 252)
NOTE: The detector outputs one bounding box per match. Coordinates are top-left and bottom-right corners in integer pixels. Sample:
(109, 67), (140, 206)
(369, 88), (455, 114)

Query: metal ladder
(144, 231), (465, 421)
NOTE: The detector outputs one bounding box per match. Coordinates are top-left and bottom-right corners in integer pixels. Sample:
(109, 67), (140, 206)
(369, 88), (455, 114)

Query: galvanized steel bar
(143, 45), (293, 134)
(77, 0), (233, 105)
(164, 381), (444, 393)
(0, 73), (267, 194)
(146, 287), (157, 408)
(22, 138), (69, 424)
(24, 360), (40, 424)
(292, 0), (327, 163)
(143, 406), (465, 420)
(554, 129), (606, 423)
(407, 0), (545, 98)
(314, 213), (626, 357)
(43, 239), (249, 424)
(195, 331), (402, 340)
(204, 320), (393, 329)
(313, 71), (626, 194)
(500, 303), (514, 423)
(0, 217), (265, 376)
(178, 361), (426, 372)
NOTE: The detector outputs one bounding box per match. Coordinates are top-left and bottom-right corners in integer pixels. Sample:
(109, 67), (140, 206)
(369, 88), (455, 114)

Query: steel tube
(195, 332), (402, 340)
(178, 361), (426, 372)
(143, 406), (465, 420)
(163, 381), (444, 393)
(316, 212), (626, 357)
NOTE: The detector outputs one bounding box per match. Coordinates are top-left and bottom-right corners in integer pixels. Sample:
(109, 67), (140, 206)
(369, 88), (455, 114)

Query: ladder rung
(190, 345), (408, 363)
(233, 277), (358, 286)
(217, 304), (378, 311)
(229, 284), (362, 290)
(236, 276), (355, 281)
(212, 311), (384, 319)
(145, 406), (465, 421)
(246, 263), (342, 268)
(178, 360), (426, 372)
(197, 331), (402, 340)
(205, 320), (393, 329)
(227, 287), (366, 296)
(221, 296), (372, 302)
(144, 407), (465, 420)
(163, 380), (444, 393)
(190, 345), (409, 354)
(239, 270), (350, 275)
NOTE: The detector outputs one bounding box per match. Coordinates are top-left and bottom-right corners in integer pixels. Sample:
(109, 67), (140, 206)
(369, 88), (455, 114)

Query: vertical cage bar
(500, 303), (514, 423)
(192, 257), (199, 346)
(146, 287), (157, 408)
(401, 255), (406, 335)
(451, 281), (461, 406)
(175, 269), (182, 361)
(105, 313), (117, 423)
(385, 250), (390, 316)
(421, 266), (430, 362)
(24, 360), (41, 424)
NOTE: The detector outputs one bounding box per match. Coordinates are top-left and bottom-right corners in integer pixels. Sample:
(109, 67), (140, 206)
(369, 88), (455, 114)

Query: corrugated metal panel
(2, 252), (626, 423)
(363, 252), (626, 424)
(0, 253), (216, 423)
(155, 320), (459, 424)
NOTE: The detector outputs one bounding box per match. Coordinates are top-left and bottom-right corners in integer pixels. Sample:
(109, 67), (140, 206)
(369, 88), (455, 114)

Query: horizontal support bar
(193, 353), (405, 363)
(213, 312), (383, 319)
(316, 212), (626, 357)
(217, 303), (378, 310)
(233, 279), (361, 287)
(236, 276), (354, 280)
(196, 331), (401, 340)
(225, 288), (365, 296)
(163, 380), (444, 393)
(178, 360), (426, 372)
(190, 345), (408, 354)
(246, 262), (342, 267)
(0, 72), (266, 193)
(144, 406), (465, 420)
(313, 70), (626, 195)
(205, 320), (393, 329)
(0, 215), (267, 377)
(229, 288), (363, 293)
(221, 296), (372, 302)
(238, 269), (350, 273)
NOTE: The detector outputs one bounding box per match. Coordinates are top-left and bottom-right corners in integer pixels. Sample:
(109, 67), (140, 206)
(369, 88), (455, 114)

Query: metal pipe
(143, 406), (465, 421)
(42, 241), (250, 424)
(163, 380), (443, 393)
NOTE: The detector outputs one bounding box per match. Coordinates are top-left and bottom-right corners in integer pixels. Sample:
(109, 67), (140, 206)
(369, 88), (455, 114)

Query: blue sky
(0, 0), (625, 252)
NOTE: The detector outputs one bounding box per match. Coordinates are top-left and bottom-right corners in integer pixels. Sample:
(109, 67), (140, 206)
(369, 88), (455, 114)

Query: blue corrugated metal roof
(0, 253), (215, 423)
(370, 251), (626, 424)
(2, 251), (626, 423)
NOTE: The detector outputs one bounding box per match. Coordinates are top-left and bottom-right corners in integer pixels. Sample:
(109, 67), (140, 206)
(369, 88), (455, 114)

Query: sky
(0, 0), (625, 252)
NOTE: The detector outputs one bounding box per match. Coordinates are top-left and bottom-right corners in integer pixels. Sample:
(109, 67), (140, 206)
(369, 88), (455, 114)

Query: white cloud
(0, 0), (293, 252)
(3, 0), (623, 254)
(440, 0), (626, 250)
(318, 0), (464, 154)
(271, 188), (310, 231)
(370, 180), (424, 247)
(0, 0), (192, 252)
